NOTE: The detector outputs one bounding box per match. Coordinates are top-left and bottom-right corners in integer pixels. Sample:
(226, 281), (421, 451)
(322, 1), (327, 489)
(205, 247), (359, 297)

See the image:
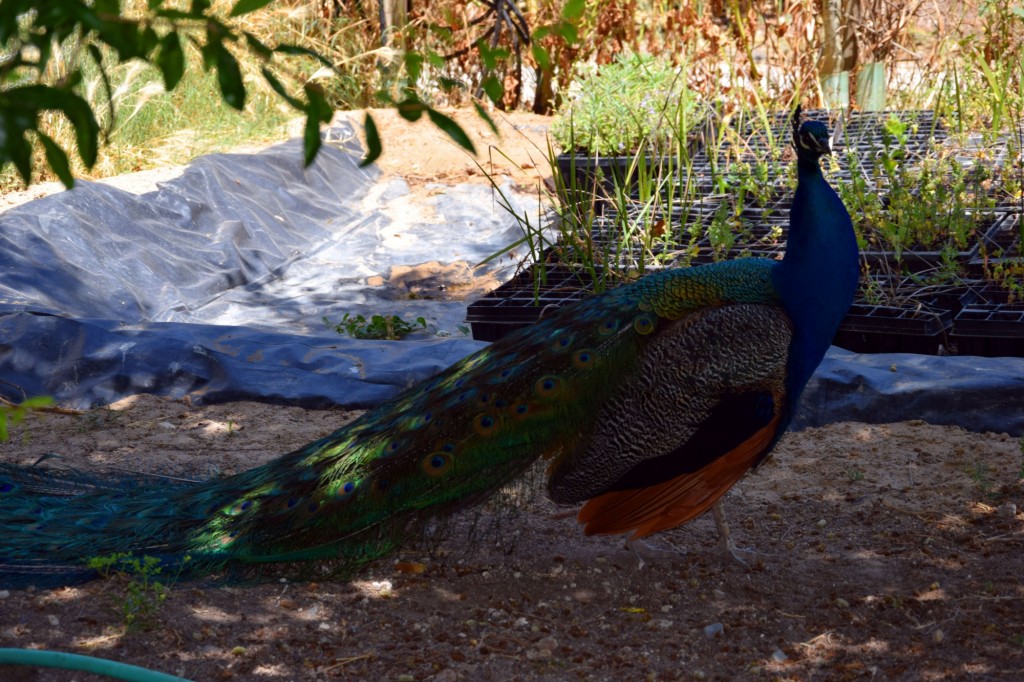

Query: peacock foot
(624, 537), (688, 569)
(717, 532), (756, 566)
(713, 500), (756, 567)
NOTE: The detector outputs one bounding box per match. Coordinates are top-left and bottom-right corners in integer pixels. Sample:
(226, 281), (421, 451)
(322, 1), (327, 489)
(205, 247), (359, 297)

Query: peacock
(0, 107), (858, 587)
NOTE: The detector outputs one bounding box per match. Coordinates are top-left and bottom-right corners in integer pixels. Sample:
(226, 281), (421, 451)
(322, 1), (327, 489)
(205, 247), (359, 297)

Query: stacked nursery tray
(469, 111), (1024, 356)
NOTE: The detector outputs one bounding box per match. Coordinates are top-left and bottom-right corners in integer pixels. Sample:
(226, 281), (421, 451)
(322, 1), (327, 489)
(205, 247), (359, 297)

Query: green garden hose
(0, 648), (192, 681)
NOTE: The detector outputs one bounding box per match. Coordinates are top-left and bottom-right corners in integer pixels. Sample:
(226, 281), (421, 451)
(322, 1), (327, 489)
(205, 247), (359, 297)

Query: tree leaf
(532, 44), (550, 70)
(427, 107), (475, 155)
(210, 40), (245, 110)
(360, 112), (382, 167)
(303, 83), (333, 123)
(156, 32), (185, 90)
(303, 109), (323, 166)
(481, 75), (503, 104)
(274, 43), (336, 72)
(562, 0), (586, 20)
(2, 119), (33, 185)
(472, 101), (499, 135)
(261, 67), (301, 109)
(301, 84), (331, 165)
(556, 21), (578, 44)
(229, 0), (275, 17)
(37, 131), (74, 188)
(244, 31), (273, 61)
(85, 43), (115, 137)
(404, 51), (423, 83)
(396, 96), (426, 122)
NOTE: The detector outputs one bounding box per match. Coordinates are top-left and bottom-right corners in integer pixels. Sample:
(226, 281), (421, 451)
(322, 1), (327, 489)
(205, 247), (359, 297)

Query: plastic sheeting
(1, 125), (1023, 435)
(0, 124), (528, 407)
(798, 349), (1024, 435)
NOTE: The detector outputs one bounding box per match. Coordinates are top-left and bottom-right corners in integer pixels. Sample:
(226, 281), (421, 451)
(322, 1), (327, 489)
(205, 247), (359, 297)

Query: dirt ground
(0, 397), (1022, 681)
(1, 111), (1023, 681)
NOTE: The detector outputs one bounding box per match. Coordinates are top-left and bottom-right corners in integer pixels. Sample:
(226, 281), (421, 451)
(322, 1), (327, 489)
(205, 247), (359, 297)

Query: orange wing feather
(577, 413), (782, 539)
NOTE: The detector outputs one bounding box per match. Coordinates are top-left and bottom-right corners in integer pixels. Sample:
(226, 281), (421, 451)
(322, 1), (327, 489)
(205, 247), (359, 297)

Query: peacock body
(0, 110), (858, 587)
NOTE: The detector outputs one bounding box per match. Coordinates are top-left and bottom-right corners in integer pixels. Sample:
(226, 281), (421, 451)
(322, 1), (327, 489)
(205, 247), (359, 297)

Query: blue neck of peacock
(773, 152), (860, 405)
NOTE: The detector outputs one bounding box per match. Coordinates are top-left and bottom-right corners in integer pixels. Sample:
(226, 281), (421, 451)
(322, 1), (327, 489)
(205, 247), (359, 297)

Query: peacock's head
(796, 121), (832, 156)
(791, 105), (832, 158)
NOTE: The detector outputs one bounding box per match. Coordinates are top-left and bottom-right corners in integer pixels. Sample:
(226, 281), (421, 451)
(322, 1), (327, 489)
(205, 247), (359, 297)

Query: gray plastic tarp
(1, 125), (1022, 435)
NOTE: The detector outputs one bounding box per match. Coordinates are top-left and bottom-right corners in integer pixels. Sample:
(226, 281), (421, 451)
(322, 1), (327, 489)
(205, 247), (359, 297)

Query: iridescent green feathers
(1, 112), (859, 587)
(1, 258), (786, 583)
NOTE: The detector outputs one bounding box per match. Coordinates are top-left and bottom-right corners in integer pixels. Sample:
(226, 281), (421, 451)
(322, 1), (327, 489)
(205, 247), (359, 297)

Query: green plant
(87, 553), (185, 629)
(0, 0), (346, 187)
(324, 313), (427, 340)
(0, 396), (55, 441)
(550, 52), (696, 156)
(968, 461), (997, 500)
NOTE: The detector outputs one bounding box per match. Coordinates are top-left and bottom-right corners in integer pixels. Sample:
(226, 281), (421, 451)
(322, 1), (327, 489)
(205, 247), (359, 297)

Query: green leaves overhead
(0, 0), (495, 185)
(156, 33), (186, 90)
(428, 108), (475, 155)
(0, 0), (345, 187)
(0, 84), (100, 185)
(203, 39), (245, 111)
(360, 113), (382, 168)
(229, 0), (276, 17)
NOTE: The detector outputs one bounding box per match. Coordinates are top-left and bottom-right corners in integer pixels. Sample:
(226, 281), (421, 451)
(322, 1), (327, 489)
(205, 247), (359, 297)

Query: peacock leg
(713, 500), (753, 566)
(624, 536), (687, 569)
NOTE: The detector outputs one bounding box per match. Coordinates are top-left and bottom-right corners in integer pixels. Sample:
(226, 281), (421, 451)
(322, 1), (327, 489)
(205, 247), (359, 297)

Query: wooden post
(380, 0), (408, 47)
(819, 0), (860, 109)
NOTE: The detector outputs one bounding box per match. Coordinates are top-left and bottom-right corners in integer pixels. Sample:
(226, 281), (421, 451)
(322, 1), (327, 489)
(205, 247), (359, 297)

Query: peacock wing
(546, 302), (794, 539)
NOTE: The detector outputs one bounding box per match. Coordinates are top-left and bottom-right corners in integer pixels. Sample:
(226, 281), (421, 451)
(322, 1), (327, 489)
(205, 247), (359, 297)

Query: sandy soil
(0, 396), (1022, 681)
(1, 111), (1023, 681)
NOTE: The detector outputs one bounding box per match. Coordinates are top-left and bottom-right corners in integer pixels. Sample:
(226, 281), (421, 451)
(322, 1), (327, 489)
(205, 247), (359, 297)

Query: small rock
(712, 589), (726, 600)
(526, 648), (552, 660)
(692, 670), (706, 680)
(835, 597), (850, 608)
(997, 502), (1017, 518)
(47, 615), (59, 627)
(772, 648), (788, 662)
(157, 421), (176, 430)
(0, 591), (9, 599)
(231, 646), (245, 656)
(318, 622), (331, 631)
(397, 675), (415, 682)
(933, 629), (944, 644)
(514, 617), (529, 629)
(429, 669), (458, 682)
(536, 636), (558, 652)
(649, 619), (673, 629)
(703, 622), (724, 639)
(816, 518), (827, 528)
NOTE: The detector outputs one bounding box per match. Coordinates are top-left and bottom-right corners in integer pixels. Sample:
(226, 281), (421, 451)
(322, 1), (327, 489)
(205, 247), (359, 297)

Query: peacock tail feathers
(0, 261), (788, 585)
(1, 109), (860, 587)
